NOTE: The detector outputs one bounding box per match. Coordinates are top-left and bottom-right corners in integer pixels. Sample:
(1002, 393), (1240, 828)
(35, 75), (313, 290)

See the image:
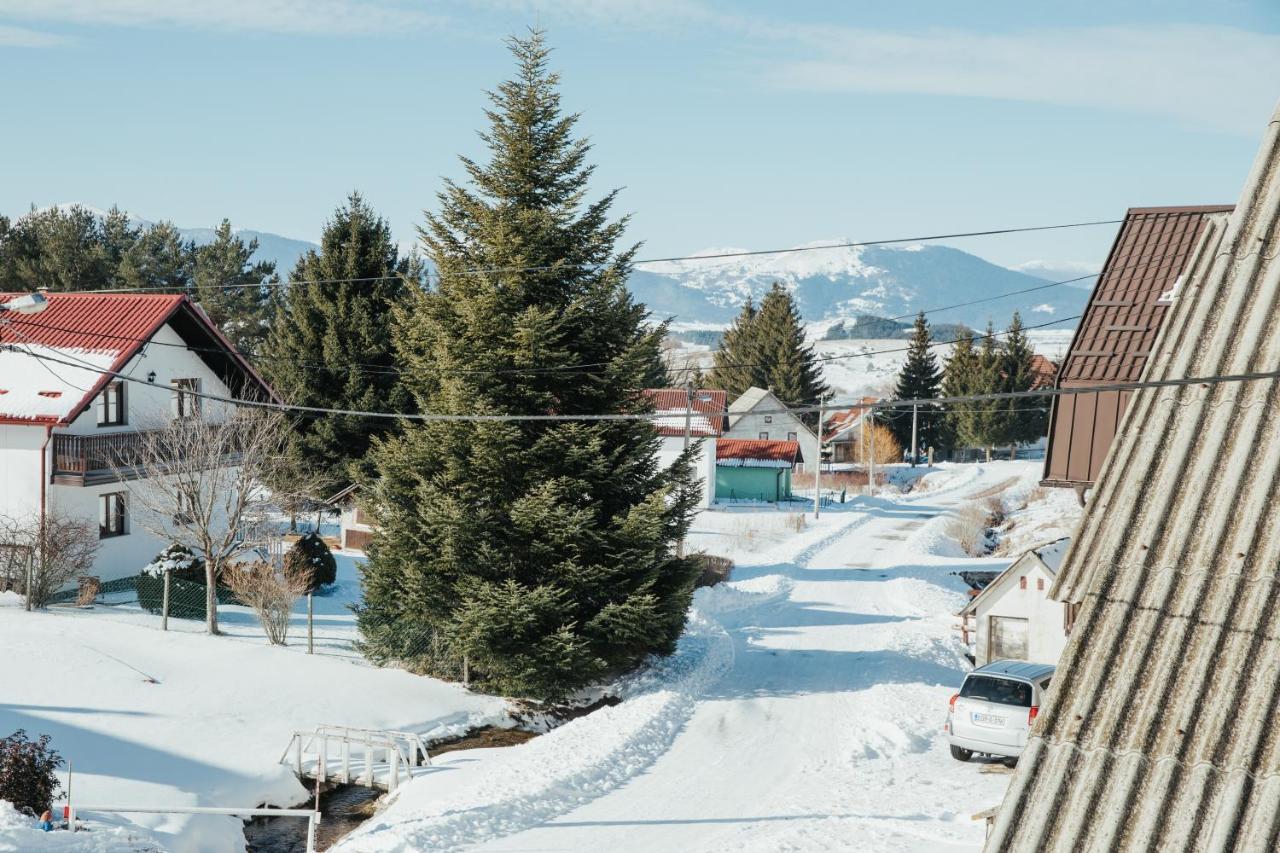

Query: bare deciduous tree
(116, 408), (294, 635)
(222, 560), (313, 645)
(0, 512), (99, 609)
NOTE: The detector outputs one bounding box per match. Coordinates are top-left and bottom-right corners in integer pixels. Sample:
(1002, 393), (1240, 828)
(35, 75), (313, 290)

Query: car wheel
(950, 745), (973, 762)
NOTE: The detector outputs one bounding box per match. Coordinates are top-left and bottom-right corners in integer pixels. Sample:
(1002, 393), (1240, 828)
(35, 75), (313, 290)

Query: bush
(136, 544), (238, 620)
(0, 731), (62, 816)
(285, 532), (336, 592)
(692, 553), (734, 588)
(222, 561), (311, 645)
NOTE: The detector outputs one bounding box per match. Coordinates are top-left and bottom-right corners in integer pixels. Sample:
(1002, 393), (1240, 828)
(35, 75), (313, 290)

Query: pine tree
(942, 327), (980, 451)
(886, 312), (947, 455)
(708, 298), (760, 397)
(357, 30), (700, 701)
(191, 220), (276, 354)
(261, 193), (411, 498)
(118, 222), (193, 293)
(970, 322), (1006, 461)
(998, 312), (1046, 457)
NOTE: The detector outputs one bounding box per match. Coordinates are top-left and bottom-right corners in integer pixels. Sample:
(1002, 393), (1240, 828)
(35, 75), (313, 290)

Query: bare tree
(0, 512), (99, 609)
(222, 560), (313, 645)
(115, 408), (294, 635)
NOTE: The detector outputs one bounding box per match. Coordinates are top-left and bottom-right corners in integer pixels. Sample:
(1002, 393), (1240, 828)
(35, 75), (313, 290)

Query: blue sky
(2, 0), (1277, 272)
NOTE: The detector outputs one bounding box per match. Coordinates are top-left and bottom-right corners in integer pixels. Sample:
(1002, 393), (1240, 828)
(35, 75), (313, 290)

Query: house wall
(0, 423), (47, 524)
(654, 436), (716, 508)
(725, 396), (818, 472)
(973, 557), (1069, 667)
(715, 466), (790, 502)
(46, 323), (241, 584)
(340, 503), (374, 552)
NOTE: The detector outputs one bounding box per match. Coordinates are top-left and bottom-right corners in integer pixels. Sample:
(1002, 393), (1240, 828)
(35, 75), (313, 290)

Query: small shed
(958, 538), (1071, 667)
(328, 483), (373, 552)
(715, 439), (802, 502)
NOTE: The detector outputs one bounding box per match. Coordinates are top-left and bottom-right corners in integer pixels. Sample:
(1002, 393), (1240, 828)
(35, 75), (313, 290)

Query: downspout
(40, 424), (53, 530)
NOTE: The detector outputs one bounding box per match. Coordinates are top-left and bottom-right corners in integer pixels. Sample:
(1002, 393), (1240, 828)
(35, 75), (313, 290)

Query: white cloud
(0, 0), (446, 36)
(0, 23), (66, 46)
(759, 23), (1280, 135)
(1015, 260), (1102, 280)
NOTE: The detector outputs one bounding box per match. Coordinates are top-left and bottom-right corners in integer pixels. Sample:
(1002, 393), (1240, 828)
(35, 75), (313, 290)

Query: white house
(0, 292), (276, 585)
(958, 538), (1071, 667)
(724, 387), (819, 473)
(641, 388), (725, 509)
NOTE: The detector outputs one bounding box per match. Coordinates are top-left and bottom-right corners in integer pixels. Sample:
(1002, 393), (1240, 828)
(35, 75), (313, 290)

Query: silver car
(945, 660), (1054, 762)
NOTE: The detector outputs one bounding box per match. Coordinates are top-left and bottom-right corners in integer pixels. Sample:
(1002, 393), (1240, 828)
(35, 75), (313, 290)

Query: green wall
(715, 466), (792, 502)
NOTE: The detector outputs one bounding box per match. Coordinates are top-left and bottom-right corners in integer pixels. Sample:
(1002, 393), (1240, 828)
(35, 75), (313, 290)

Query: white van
(945, 659), (1054, 761)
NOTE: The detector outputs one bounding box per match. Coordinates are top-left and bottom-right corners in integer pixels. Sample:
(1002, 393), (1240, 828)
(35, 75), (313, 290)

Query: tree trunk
(984, 446), (992, 463)
(1009, 444), (1017, 461)
(205, 558), (221, 635)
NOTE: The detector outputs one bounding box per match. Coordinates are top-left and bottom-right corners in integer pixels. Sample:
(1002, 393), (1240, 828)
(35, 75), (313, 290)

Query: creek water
(243, 784), (381, 852)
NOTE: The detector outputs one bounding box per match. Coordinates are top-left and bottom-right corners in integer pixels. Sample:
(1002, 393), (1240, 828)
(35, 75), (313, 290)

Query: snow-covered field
(1, 461), (1078, 852)
(338, 461), (1049, 852)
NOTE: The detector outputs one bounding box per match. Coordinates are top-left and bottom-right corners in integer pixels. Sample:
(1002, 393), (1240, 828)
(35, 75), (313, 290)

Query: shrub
(945, 504), (994, 557)
(285, 532), (336, 592)
(137, 543), (238, 620)
(222, 561), (312, 645)
(0, 513), (99, 608)
(692, 553), (734, 588)
(0, 731), (62, 816)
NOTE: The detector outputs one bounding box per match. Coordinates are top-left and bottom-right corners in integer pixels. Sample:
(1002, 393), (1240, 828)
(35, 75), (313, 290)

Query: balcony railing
(52, 431), (160, 486)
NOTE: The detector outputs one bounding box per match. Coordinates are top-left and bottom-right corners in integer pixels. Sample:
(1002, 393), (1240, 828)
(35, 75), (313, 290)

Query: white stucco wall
(972, 555), (1069, 667)
(655, 436), (716, 508)
(2, 322), (244, 584)
(724, 393), (819, 471)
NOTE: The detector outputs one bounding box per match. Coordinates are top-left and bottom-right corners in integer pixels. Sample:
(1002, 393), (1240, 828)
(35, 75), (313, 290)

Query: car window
(960, 675), (1032, 707)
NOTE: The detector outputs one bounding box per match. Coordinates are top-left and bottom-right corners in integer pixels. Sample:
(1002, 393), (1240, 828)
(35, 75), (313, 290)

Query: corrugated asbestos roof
(986, 102), (1280, 853)
(1041, 205), (1234, 487)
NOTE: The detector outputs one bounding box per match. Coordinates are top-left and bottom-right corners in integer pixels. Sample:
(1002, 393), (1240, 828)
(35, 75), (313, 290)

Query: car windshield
(960, 675), (1032, 707)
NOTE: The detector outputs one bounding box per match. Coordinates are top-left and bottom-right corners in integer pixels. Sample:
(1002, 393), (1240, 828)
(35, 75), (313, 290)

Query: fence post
(24, 548), (33, 612)
(307, 593), (313, 654)
(462, 655), (470, 688)
(161, 569), (171, 631)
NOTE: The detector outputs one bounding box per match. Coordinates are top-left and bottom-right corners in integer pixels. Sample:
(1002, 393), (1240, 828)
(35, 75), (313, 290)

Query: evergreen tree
(970, 322), (1005, 461)
(708, 284), (828, 419)
(261, 193), (411, 498)
(119, 222), (193, 293)
(357, 31), (700, 701)
(997, 312), (1047, 456)
(191, 220), (276, 354)
(886, 312), (946, 455)
(0, 205), (114, 292)
(942, 327), (980, 451)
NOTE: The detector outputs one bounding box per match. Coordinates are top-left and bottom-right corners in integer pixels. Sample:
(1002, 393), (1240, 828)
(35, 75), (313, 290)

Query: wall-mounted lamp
(146, 371), (156, 383)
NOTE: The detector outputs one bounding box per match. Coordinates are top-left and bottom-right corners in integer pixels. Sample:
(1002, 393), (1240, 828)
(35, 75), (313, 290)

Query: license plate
(972, 712), (1005, 726)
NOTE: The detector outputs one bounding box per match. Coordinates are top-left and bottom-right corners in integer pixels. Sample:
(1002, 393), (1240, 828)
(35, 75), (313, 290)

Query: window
(99, 492), (126, 538)
(960, 674), (1032, 707)
(1019, 576), (1027, 590)
(787, 431), (798, 442)
(172, 378), (200, 419)
(763, 415), (773, 424)
(987, 616), (1029, 662)
(97, 381), (125, 426)
(1037, 578), (1045, 591)
(173, 491), (194, 525)
(759, 432), (769, 440)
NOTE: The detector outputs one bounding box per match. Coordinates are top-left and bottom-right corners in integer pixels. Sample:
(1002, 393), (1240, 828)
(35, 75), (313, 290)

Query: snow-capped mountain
(631, 241), (1092, 330)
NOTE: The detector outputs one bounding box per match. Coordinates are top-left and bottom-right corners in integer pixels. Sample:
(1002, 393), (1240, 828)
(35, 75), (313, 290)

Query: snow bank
(337, 609), (734, 852)
(693, 574), (793, 616)
(0, 800), (167, 852)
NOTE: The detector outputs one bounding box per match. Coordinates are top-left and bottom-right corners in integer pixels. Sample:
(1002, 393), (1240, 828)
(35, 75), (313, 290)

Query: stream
(243, 784), (381, 853)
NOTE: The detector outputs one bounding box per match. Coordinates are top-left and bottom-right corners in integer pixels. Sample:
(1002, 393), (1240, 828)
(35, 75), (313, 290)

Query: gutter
(40, 423), (52, 534)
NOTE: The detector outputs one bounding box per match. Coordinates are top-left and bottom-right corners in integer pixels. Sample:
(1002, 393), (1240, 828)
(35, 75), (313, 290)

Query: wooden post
(341, 739), (350, 784)
(23, 548), (33, 612)
(161, 569), (171, 631)
(317, 735), (327, 783)
(868, 409), (877, 497)
(294, 735), (302, 775)
(306, 593), (314, 654)
(462, 654), (470, 688)
(910, 404), (919, 468)
(677, 381), (694, 558)
(814, 394), (826, 519)
(364, 738), (372, 786)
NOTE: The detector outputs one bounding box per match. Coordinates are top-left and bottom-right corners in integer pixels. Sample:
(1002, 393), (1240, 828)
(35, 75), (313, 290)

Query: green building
(714, 439), (802, 502)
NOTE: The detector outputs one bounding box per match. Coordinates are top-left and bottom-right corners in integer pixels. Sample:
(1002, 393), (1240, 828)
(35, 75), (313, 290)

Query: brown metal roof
(986, 102), (1280, 852)
(1041, 204), (1233, 487)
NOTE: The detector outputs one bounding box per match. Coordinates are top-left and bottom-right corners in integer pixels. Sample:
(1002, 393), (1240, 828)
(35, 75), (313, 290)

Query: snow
(0, 552), (507, 852)
(0, 344), (118, 421)
(336, 461), (1037, 852)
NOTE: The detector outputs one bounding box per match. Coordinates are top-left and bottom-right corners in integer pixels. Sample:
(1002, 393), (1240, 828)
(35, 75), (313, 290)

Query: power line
(67, 217), (1126, 295)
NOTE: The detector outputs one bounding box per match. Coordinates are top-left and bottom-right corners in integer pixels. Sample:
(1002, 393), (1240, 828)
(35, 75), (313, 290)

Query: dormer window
(97, 381), (125, 426)
(172, 378), (200, 420)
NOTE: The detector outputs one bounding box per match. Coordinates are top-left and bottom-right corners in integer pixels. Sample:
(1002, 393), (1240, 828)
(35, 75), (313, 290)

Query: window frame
(172, 377), (201, 420)
(99, 492), (127, 539)
(758, 431), (769, 440)
(97, 381), (126, 427)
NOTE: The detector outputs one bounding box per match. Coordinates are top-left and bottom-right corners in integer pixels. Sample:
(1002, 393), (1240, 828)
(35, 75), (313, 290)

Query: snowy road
(345, 462), (1030, 853)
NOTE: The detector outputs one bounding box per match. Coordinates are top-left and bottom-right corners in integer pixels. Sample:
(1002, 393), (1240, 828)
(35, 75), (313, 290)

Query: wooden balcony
(52, 431), (157, 486)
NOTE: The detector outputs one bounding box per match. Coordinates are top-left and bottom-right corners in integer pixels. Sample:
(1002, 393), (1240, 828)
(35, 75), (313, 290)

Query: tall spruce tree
(708, 283), (828, 419)
(191, 220), (276, 354)
(886, 312), (946, 455)
(262, 193), (411, 498)
(997, 312), (1046, 457)
(971, 321), (1005, 461)
(942, 327), (980, 451)
(357, 31), (700, 701)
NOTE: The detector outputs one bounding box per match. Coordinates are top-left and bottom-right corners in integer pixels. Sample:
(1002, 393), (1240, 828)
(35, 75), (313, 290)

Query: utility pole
(677, 381), (694, 558)
(910, 403), (919, 468)
(814, 394), (827, 518)
(868, 407), (877, 497)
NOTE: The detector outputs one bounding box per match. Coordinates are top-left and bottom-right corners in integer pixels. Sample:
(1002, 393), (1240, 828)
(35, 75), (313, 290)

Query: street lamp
(0, 292), (49, 315)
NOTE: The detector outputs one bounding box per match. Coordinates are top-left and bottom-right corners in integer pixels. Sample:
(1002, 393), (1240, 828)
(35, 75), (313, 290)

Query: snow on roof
(641, 388), (728, 436)
(652, 415), (719, 437)
(716, 439), (801, 467)
(1031, 536), (1071, 572)
(0, 344), (119, 422)
(728, 386), (772, 414)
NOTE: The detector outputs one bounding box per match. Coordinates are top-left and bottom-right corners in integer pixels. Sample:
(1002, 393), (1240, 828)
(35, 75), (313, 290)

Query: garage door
(989, 616), (1029, 661)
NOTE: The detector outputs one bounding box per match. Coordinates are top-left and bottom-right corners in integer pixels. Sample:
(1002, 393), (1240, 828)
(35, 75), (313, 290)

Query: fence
(72, 805), (320, 853)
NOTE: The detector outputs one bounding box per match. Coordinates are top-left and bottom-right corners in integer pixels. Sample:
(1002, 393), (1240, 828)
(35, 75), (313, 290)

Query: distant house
(328, 483), (372, 552)
(640, 388), (727, 509)
(1042, 205), (1233, 490)
(958, 538), (1071, 667)
(724, 387), (819, 472)
(1029, 354), (1057, 390)
(821, 398), (878, 464)
(0, 292), (276, 584)
(715, 439), (802, 502)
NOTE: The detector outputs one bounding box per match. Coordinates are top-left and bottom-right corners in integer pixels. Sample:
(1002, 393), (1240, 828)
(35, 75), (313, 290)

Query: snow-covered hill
(632, 241), (1091, 329)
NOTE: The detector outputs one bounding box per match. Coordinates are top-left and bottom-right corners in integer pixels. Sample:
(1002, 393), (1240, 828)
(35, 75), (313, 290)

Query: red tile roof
(823, 398), (878, 442)
(642, 388), (729, 436)
(1029, 354), (1058, 390)
(716, 439), (801, 464)
(0, 292), (273, 425)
